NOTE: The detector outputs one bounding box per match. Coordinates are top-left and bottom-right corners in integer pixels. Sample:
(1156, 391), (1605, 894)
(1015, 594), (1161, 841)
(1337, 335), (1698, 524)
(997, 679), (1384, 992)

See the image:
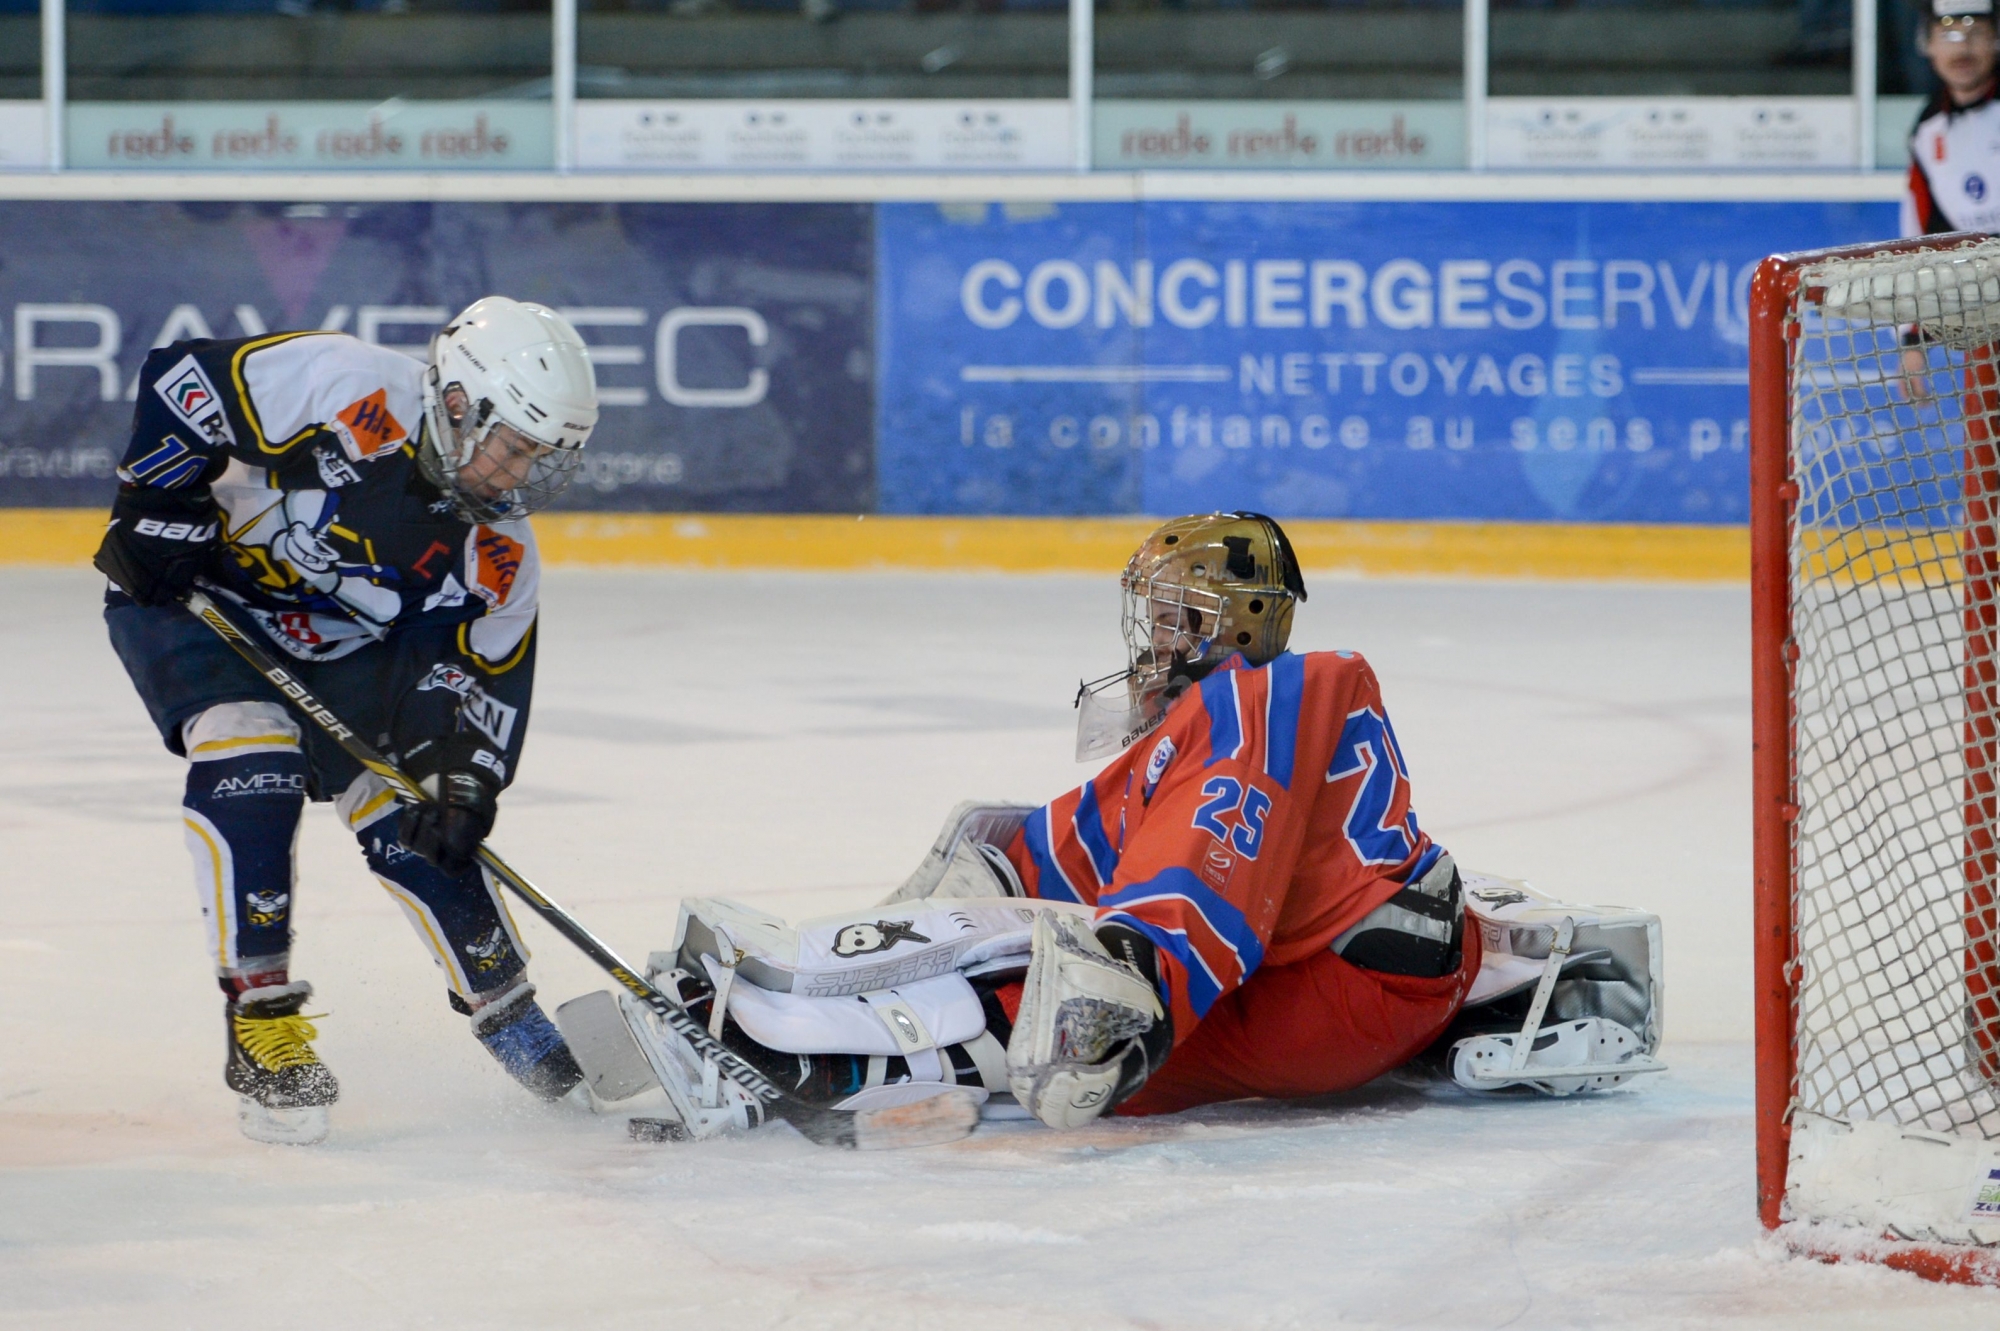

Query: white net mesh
(1789, 237), (2000, 1140)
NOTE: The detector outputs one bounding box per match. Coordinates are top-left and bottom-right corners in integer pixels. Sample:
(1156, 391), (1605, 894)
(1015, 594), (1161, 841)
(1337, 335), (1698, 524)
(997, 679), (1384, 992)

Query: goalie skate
(1449, 1016), (1663, 1096)
(1449, 899), (1666, 1096)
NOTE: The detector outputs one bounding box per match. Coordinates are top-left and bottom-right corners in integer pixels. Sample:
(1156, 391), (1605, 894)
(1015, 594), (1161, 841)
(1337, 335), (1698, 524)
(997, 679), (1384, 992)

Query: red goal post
(1752, 232), (2000, 1284)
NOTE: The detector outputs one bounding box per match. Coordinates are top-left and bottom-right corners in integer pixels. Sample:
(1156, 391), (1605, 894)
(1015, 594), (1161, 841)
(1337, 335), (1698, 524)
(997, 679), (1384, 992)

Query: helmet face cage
(419, 355), (583, 525)
(1120, 569), (1230, 706)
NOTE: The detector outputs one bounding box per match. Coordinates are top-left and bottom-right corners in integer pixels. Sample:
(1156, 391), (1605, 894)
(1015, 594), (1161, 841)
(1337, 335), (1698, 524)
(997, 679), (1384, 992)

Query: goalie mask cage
(1753, 232), (2000, 1285)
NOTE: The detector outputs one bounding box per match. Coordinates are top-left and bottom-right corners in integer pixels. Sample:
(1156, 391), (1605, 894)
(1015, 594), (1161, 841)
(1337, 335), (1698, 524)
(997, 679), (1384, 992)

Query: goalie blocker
(556, 804), (1665, 1140)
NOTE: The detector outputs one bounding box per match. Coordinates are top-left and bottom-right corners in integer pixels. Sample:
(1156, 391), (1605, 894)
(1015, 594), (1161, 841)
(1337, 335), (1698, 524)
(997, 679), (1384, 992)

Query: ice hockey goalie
(557, 513), (1666, 1140)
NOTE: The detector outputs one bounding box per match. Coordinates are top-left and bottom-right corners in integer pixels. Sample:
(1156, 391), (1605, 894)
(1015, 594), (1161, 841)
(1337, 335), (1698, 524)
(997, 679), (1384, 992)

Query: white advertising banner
(1485, 98), (1857, 170)
(65, 102), (554, 170)
(1093, 101), (1464, 171)
(572, 100), (1071, 171)
(0, 103), (46, 170)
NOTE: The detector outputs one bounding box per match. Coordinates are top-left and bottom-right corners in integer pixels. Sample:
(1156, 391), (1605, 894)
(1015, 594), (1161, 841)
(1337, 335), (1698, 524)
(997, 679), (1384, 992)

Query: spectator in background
(1900, 0), (2000, 395)
(1904, 0), (2000, 236)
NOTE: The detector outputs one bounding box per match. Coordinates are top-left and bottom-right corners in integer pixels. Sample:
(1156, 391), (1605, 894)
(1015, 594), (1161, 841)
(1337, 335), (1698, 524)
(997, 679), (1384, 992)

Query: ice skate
(226, 982), (338, 1146)
(469, 982), (587, 1103)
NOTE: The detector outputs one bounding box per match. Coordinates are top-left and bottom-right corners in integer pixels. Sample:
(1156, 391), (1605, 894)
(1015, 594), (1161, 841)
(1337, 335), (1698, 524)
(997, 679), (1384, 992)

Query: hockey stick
(181, 587), (977, 1150)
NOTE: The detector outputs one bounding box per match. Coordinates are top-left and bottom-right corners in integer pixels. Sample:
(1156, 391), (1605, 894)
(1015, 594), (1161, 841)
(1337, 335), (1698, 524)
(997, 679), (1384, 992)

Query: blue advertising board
(877, 199), (1898, 523)
(0, 200), (874, 512)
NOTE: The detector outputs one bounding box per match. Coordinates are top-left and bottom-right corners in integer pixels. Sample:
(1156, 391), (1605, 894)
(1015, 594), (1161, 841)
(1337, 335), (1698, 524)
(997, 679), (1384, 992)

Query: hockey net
(1753, 233), (2000, 1284)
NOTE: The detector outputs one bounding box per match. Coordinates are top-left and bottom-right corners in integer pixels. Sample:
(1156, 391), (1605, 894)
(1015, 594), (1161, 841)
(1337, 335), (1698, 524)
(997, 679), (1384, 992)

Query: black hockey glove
(93, 484), (222, 607)
(398, 734), (504, 876)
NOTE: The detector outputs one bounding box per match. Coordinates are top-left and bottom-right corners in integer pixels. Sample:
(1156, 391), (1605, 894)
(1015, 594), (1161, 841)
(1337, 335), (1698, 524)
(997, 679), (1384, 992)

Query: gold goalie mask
(1075, 511), (1308, 761)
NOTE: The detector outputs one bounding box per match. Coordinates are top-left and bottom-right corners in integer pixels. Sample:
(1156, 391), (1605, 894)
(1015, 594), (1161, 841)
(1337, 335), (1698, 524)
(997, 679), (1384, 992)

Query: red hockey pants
(1116, 923), (1482, 1116)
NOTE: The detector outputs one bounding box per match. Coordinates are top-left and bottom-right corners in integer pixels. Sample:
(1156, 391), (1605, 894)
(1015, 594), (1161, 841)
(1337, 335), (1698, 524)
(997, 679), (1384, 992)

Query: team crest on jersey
(1144, 735), (1177, 799)
(832, 920), (931, 957)
(331, 389), (406, 458)
(154, 354), (235, 446)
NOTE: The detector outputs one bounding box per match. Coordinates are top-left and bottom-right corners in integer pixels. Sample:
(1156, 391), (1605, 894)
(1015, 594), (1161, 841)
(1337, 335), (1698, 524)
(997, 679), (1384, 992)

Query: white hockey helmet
(419, 296), (599, 523)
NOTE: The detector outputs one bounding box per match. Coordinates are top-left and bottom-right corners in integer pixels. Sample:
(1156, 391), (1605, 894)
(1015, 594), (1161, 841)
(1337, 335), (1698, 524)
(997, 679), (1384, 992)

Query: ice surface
(2, 568), (1995, 1328)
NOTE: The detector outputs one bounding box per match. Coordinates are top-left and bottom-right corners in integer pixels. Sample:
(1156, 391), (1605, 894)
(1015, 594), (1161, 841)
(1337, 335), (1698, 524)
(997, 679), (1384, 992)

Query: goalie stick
(181, 587), (977, 1151)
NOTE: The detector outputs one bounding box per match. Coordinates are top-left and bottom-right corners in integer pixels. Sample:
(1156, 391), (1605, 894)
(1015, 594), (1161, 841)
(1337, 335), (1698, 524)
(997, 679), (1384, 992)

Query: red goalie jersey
(1003, 647), (1481, 1115)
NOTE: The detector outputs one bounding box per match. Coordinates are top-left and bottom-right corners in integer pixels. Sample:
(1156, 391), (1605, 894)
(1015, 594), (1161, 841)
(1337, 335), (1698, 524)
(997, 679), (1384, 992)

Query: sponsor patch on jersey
(330, 389), (406, 458)
(469, 527), (525, 609)
(314, 445), (361, 488)
(154, 355), (235, 446)
(461, 690), (518, 750)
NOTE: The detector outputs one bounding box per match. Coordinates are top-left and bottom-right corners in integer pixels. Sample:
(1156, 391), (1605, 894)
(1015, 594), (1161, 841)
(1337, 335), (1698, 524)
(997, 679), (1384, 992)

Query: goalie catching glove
(398, 733), (502, 875)
(1006, 910), (1172, 1129)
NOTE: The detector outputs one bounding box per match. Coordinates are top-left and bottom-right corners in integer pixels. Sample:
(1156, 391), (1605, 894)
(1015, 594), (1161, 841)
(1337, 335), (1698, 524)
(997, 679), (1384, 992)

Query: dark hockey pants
(109, 595), (530, 997)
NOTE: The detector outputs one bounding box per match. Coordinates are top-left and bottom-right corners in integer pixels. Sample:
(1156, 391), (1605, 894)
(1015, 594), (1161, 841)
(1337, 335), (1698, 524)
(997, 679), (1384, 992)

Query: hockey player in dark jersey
(94, 297), (599, 1145)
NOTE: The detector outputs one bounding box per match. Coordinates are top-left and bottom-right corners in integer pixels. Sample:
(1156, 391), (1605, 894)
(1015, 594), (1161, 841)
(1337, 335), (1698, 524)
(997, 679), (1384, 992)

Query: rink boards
(0, 176), (1896, 575)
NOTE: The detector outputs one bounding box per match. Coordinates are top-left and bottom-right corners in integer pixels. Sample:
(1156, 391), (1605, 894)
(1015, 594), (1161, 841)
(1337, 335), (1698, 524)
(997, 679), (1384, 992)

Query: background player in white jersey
(93, 298), (598, 1145)
(1903, 0), (2000, 237)
(1898, 0), (2000, 391)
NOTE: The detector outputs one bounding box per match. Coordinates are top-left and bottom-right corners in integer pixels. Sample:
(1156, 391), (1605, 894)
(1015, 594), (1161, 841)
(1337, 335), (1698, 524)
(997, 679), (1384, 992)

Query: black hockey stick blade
(180, 589), (975, 1151)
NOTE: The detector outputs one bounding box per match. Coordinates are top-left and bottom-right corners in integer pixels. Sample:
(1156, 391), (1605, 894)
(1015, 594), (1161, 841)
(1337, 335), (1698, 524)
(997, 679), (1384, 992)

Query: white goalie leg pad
(662, 893), (1079, 999)
(1006, 910), (1164, 1130)
(881, 801), (1036, 904)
